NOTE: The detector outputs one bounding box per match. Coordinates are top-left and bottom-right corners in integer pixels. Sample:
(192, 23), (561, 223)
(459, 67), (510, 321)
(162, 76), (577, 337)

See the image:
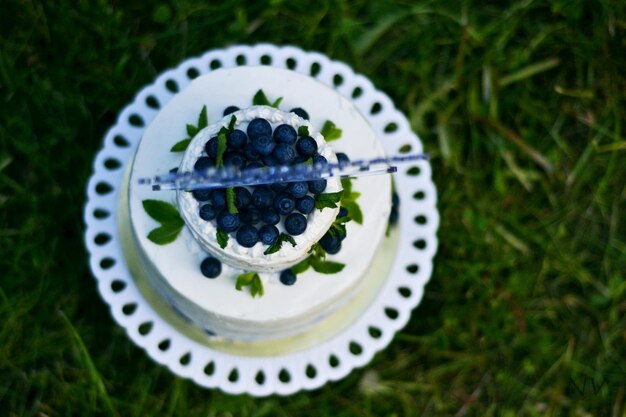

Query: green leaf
(309, 256), (345, 274)
(264, 233), (297, 255)
(216, 229), (229, 249)
(215, 128), (228, 168)
(226, 187), (238, 214)
(235, 272), (264, 298)
(186, 124), (199, 137)
(290, 259), (310, 274)
(197, 105), (208, 129)
(170, 138), (191, 152)
(250, 275), (264, 297)
(142, 200), (183, 224)
(340, 178), (353, 195)
(343, 200), (363, 224)
(252, 89), (270, 106)
(315, 190), (343, 210)
(321, 120), (342, 141)
(271, 97), (283, 108)
(298, 126), (309, 136)
(147, 223), (183, 245)
(227, 115), (237, 131)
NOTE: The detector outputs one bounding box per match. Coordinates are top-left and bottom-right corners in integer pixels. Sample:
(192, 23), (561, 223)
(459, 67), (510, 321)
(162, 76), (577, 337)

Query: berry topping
(325, 240), (342, 255)
(252, 186), (273, 209)
(284, 213), (307, 235)
(320, 233), (341, 254)
(223, 151), (246, 169)
(312, 153), (328, 167)
(336, 152), (350, 167)
(244, 143), (261, 161)
(169, 167), (179, 174)
(253, 135), (276, 156)
(247, 118), (272, 140)
(261, 209), (280, 225)
(273, 124), (297, 144)
(223, 105), (239, 116)
(259, 224), (279, 245)
(273, 143), (297, 165)
(296, 196), (315, 214)
(216, 210), (240, 232)
(274, 192), (296, 215)
(307, 179), (327, 194)
(192, 188), (211, 202)
(236, 224), (259, 248)
(288, 181), (308, 198)
(227, 129), (247, 149)
(199, 204), (217, 221)
(338, 207), (349, 218)
(194, 156), (213, 171)
(234, 187), (252, 209)
(270, 182), (288, 192)
(200, 257), (221, 278)
(261, 154), (278, 166)
(210, 189), (226, 208)
(295, 136), (318, 157)
(244, 161), (264, 171)
(240, 208), (261, 224)
(290, 107), (309, 120)
(205, 137), (218, 158)
(280, 269), (297, 285)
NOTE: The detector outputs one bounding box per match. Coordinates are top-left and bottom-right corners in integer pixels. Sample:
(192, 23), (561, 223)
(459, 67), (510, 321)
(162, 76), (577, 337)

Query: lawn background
(1, 1), (625, 416)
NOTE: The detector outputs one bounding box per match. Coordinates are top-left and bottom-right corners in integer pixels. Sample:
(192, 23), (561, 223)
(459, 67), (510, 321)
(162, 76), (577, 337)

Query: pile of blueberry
(192, 106), (329, 250)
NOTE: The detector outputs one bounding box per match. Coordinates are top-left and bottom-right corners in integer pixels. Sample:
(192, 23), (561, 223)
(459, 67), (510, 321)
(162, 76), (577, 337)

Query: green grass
(1, 0), (626, 415)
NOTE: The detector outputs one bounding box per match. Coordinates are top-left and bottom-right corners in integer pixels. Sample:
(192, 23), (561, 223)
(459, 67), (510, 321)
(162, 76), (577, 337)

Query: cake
(122, 66), (393, 341)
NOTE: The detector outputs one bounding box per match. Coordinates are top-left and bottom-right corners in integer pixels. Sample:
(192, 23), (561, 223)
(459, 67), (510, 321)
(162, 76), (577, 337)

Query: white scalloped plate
(84, 44), (439, 396)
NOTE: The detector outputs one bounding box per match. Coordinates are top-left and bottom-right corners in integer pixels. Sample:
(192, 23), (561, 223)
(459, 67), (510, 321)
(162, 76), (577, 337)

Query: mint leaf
(235, 272), (264, 298)
(228, 115), (237, 131)
(290, 259), (310, 274)
(197, 105), (208, 129)
(147, 223), (183, 245)
(321, 120), (342, 141)
(186, 124), (199, 137)
(216, 229), (229, 249)
(298, 126), (309, 136)
(340, 178), (352, 195)
(264, 233), (297, 255)
(315, 190), (343, 210)
(309, 256), (345, 274)
(271, 97), (283, 108)
(142, 200), (183, 224)
(342, 200), (363, 224)
(215, 128), (228, 168)
(226, 187), (238, 214)
(170, 138), (191, 152)
(252, 89), (270, 106)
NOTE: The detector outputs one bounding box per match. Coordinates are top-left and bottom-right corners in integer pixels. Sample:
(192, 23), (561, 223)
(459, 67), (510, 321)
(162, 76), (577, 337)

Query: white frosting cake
(125, 66), (391, 341)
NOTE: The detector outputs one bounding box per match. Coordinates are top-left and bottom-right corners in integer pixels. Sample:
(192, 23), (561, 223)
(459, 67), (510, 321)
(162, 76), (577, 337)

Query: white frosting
(177, 106), (340, 272)
(127, 66), (391, 339)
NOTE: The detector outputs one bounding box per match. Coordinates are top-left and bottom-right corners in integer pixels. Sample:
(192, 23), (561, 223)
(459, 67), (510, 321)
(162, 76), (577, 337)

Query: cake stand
(84, 44), (439, 396)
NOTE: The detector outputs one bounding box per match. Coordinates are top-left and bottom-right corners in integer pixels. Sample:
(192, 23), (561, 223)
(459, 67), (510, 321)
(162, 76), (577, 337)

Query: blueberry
(320, 233), (341, 253)
(273, 124), (297, 144)
(200, 257), (221, 278)
(290, 107), (309, 120)
(199, 204), (217, 221)
(244, 143), (261, 161)
(223, 105), (239, 116)
(227, 129), (247, 149)
(280, 269), (297, 286)
(223, 151), (246, 169)
(389, 206), (399, 225)
(261, 209), (280, 225)
(288, 181), (308, 199)
(240, 208), (261, 224)
(244, 161), (264, 171)
(307, 179), (327, 194)
(312, 153), (328, 167)
(210, 189), (226, 208)
(169, 167), (179, 174)
(253, 135), (276, 156)
(296, 136), (317, 157)
(291, 155), (308, 165)
(236, 224), (259, 248)
(247, 118), (272, 140)
(252, 186), (273, 209)
(205, 137), (218, 158)
(296, 196), (315, 214)
(194, 157), (213, 172)
(270, 182), (288, 192)
(392, 191), (400, 208)
(274, 192), (296, 215)
(216, 210), (240, 233)
(234, 187), (251, 209)
(273, 143), (296, 165)
(338, 207), (348, 218)
(336, 152), (350, 167)
(284, 213), (307, 235)
(259, 224), (279, 245)
(192, 188), (211, 202)
(261, 153), (278, 166)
